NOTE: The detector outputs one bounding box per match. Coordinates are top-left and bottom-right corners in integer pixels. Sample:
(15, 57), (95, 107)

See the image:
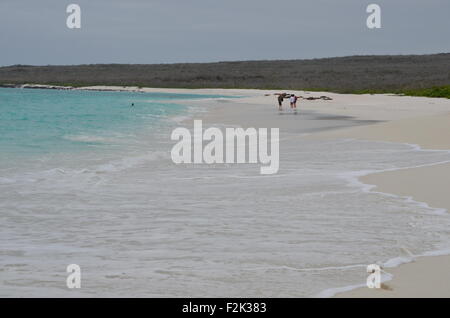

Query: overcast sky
(1, 0), (449, 66)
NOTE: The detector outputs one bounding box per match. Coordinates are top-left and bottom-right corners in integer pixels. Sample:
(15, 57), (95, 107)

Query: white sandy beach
(315, 112), (450, 297)
(178, 88), (450, 297)
(75, 86), (450, 297)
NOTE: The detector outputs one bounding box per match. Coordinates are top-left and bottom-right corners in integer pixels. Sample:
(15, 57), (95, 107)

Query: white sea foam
(2, 133), (450, 297)
(315, 141), (450, 297)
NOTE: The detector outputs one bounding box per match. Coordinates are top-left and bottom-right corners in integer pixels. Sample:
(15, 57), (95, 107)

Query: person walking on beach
(290, 94), (300, 110)
(289, 94), (295, 109)
(277, 93), (286, 110)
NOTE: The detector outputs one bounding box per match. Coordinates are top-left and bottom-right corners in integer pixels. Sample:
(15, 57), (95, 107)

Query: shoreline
(300, 100), (450, 297)
(186, 90), (450, 297)
(2, 83), (449, 100)
(4, 85), (450, 297)
(178, 88), (450, 297)
(0, 83), (266, 96)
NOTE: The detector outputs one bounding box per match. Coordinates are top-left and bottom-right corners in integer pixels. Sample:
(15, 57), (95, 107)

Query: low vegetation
(1, 54), (449, 98)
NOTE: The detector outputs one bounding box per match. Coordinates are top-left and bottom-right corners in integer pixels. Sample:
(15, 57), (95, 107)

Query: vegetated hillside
(1, 54), (449, 93)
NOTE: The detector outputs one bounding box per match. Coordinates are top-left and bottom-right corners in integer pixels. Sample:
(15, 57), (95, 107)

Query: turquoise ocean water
(0, 87), (223, 164)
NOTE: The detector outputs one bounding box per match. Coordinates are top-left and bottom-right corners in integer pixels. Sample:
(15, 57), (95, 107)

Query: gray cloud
(1, 0), (449, 65)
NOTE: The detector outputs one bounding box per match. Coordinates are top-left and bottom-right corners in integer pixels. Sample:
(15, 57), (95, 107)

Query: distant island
(1, 53), (449, 98)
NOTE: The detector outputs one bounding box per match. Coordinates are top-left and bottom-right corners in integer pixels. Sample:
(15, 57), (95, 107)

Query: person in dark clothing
(277, 93), (286, 110)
